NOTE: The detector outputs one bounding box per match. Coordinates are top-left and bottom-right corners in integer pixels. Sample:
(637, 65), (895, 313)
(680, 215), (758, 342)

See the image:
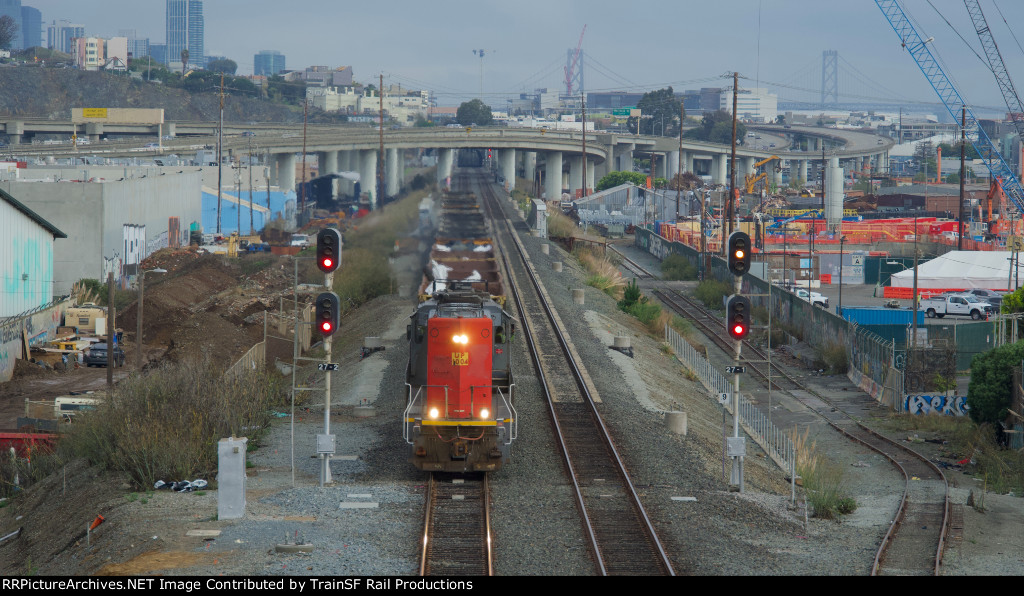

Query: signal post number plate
(726, 366), (745, 374)
(318, 363), (340, 371)
(452, 352), (469, 366)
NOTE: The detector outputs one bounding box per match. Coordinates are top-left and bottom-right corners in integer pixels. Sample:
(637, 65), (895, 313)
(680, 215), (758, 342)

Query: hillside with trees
(0, 66), (342, 123)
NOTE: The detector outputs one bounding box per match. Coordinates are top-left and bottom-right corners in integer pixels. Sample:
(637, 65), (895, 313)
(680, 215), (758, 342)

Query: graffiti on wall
(904, 394), (969, 416)
(0, 301), (67, 382)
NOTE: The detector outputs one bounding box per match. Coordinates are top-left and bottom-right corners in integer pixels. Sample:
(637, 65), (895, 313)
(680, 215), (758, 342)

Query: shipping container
(839, 306), (925, 326)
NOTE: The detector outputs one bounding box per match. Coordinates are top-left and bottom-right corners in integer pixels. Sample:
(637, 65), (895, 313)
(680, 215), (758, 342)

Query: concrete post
(438, 148), (454, 189)
(586, 159), (595, 195)
(684, 152), (694, 174)
(217, 437), (248, 520)
(620, 146), (634, 172)
(668, 150), (680, 181)
(545, 151), (563, 201)
(7, 120), (23, 145)
(338, 150), (353, 195)
(277, 153), (296, 193)
(320, 150), (339, 177)
(386, 147), (400, 197)
(569, 155), (583, 197)
(267, 152), (279, 188)
(769, 158), (781, 187)
(712, 154), (727, 186)
(360, 149), (378, 209)
(524, 151), (537, 191)
(500, 149), (516, 191)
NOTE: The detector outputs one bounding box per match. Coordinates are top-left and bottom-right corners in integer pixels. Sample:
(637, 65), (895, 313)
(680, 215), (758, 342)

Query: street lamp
(137, 267), (167, 370)
(839, 236), (848, 315)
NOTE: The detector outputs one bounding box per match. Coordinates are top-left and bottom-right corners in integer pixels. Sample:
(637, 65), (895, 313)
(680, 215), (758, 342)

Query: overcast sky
(25, 0), (1024, 115)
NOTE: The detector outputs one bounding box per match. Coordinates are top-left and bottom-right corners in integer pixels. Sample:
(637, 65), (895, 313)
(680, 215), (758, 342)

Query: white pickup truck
(921, 294), (997, 320)
(794, 288), (829, 308)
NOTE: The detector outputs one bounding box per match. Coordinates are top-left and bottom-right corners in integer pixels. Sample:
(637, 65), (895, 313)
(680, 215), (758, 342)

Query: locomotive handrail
(470, 384), (518, 443)
(403, 384), (450, 443)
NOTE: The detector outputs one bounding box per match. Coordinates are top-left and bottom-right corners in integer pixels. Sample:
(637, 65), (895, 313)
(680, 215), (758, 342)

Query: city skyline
(19, 1), (1024, 112)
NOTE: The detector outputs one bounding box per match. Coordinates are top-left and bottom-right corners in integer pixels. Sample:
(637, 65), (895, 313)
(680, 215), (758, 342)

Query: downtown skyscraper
(165, 0), (203, 69)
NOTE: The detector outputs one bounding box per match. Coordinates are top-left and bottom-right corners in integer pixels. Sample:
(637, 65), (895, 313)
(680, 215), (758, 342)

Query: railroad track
(610, 244), (949, 575)
(420, 473), (492, 576)
(468, 173), (675, 576)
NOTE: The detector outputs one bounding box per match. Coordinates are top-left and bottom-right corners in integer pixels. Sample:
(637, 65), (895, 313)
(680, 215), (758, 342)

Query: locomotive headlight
(479, 408), (490, 419)
(428, 407), (440, 419)
(452, 334), (469, 345)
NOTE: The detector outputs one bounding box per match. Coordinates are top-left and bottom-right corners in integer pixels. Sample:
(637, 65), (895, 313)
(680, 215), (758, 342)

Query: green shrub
(816, 342), (849, 374)
(618, 279), (643, 309)
(60, 359), (285, 489)
(661, 254), (697, 281)
(693, 279), (731, 310)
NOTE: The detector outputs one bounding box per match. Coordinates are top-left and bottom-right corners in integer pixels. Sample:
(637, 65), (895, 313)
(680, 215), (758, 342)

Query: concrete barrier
(666, 411), (687, 435)
(572, 289), (585, 305)
(541, 244), (549, 255)
(613, 336), (631, 349)
(552, 261), (563, 272)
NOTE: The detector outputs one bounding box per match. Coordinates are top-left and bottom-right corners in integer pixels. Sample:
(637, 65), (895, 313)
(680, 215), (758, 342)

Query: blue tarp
(201, 190), (295, 235)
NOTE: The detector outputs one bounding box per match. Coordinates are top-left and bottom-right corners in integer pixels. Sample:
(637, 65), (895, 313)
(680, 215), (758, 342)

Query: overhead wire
(991, 0), (1024, 60)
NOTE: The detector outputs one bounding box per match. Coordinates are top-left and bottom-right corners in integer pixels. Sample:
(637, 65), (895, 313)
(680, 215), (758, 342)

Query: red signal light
(732, 324), (746, 337)
(321, 321), (333, 333)
(321, 257), (334, 269)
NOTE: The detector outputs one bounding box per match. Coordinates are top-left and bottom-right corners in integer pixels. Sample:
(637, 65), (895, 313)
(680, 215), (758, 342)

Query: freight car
(403, 190), (516, 472)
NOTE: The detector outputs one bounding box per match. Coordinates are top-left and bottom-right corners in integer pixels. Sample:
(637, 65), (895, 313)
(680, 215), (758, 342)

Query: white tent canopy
(891, 250), (1024, 290)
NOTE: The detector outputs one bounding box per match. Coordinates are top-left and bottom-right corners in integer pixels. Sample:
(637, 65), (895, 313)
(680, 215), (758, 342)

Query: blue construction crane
(875, 0), (1024, 213)
(765, 209), (823, 230)
(963, 0), (1024, 143)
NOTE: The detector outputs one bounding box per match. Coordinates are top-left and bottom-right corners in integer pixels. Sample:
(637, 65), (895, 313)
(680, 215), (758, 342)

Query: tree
(682, 110), (746, 145)
(626, 87), (681, 136)
(456, 99), (493, 126)
(776, 114), (786, 125)
(0, 15), (17, 50)
(967, 340), (1024, 424)
(207, 58), (237, 75)
(596, 170), (648, 191)
(180, 48), (189, 72)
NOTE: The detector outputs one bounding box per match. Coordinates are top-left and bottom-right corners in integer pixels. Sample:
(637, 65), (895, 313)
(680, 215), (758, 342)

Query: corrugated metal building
(0, 187), (67, 318)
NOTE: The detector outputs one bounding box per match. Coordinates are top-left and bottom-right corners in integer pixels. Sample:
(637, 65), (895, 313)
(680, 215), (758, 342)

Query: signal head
(316, 228), (342, 273)
(728, 231), (751, 276)
(725, 294), (751, 341)
(315, 292), (340, 338)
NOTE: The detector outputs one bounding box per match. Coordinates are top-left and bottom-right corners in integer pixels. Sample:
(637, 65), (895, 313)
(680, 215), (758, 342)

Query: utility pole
(677, 102), (684, 221)
(107, 272), (114, 389)
(248, 137), (254, 235)
(217, 73), (224, 234)
(378, 73), (385, 207)
(236, 158), (241, 235)
(301, 97), (308, 213)
(582, 95), (587, 198)
(728, 71), (738, 237)
(959, 105), (966, 250)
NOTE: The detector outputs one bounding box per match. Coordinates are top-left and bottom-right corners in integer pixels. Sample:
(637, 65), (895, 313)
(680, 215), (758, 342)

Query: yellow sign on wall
(82, 108), (108, 119)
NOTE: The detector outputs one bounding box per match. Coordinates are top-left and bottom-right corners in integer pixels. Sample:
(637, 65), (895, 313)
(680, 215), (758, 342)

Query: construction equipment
(964, 0), (1024, 144)
(564, 25), (587, 97)
(766, 208), (822, 231)
(744, 155), (780, 194)
(876, 0), (1024, 215)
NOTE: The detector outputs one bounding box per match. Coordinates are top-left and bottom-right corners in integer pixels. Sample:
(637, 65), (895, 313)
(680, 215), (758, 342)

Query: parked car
(920, 294), (996, 320)
(794, 288), (829, 308)
(84, 343), (125, 367)
(968, 288), (1004, 307)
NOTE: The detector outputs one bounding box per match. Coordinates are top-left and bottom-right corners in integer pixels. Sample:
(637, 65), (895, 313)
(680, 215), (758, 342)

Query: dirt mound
(11, 358), (57, 380)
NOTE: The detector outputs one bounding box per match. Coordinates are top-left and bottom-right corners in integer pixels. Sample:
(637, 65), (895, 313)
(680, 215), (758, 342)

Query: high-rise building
(253, 50), (285, 76)
(47, 19), (84, 54)
(149, 43), (167, 65)
(0, 0), (23, 50)
(119, 28), (149, 60)
(166, 0), (202, 69)
(20, 5), (39, 49)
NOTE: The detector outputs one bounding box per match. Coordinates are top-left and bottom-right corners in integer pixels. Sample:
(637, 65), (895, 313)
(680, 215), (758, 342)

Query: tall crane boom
(964, 0), (1024, 142)
(875, 0), (1024, 214)
(565, 25), (587, 96)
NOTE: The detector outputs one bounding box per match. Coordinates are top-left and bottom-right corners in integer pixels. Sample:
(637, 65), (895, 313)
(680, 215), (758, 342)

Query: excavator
(744, 155), (780, 195)
(985, 176), (1021, 239)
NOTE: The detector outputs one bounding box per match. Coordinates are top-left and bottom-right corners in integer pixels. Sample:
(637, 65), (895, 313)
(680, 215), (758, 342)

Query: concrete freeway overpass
(2, 120), (893, 206)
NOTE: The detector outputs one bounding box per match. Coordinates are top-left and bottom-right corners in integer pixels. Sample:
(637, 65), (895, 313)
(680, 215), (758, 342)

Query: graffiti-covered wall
(904, 393), (970, 416)
(0, 300), (68, 383)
